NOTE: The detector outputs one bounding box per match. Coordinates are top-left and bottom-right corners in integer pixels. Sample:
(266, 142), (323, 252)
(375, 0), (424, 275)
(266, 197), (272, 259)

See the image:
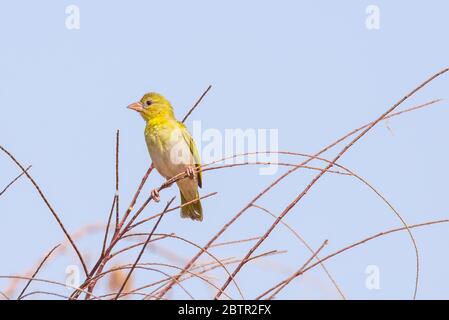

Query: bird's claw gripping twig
(186, 166), (195, 179)
(151, 189), (160, 203)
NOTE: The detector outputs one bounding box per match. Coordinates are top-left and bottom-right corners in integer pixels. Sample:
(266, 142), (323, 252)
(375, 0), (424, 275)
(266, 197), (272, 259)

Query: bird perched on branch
(127, 93), (203, 221)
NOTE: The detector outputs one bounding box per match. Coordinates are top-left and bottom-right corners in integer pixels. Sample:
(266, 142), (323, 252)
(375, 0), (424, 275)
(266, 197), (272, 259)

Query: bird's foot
(186, 166), (196, 179)
(151, 189), (160, 203)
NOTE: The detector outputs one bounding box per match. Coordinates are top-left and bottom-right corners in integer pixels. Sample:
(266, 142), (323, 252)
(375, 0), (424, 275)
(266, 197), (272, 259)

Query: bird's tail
(180, 191), (203, 221)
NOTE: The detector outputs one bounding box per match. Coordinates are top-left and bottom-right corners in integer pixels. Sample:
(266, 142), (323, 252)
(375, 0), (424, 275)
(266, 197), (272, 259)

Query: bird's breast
(144, 121), (193, 179)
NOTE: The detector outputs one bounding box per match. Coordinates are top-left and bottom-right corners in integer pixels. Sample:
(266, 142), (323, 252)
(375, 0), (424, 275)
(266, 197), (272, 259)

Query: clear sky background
(0, 1), (448, 299)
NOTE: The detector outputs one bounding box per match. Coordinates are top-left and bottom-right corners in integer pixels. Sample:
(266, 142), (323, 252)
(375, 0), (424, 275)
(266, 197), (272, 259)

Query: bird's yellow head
(127, 92), (174, 121)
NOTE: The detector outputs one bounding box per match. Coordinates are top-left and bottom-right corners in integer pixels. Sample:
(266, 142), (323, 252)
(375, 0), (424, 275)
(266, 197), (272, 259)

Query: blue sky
(0, 1), (448, 299)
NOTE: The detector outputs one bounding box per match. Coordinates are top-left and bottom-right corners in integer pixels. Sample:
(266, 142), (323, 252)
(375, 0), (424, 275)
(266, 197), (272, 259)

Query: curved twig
(0, 275), (101, 299)
(267, 240), (328, 299)
(251, 204), (346, 299)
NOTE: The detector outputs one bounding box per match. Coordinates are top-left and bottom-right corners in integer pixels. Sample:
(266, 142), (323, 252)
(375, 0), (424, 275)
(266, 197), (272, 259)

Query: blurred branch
(0, 275), (100, 299)
(266, 240), (328, 300)
(0, 291), (10, 300)
(251, 204), (346, 299)
(0, 145), (89, 276)
(17, 244), (61, 300)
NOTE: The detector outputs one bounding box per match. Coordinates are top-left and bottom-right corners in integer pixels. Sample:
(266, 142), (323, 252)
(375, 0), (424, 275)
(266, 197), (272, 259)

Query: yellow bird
(127, 93), (203, 221)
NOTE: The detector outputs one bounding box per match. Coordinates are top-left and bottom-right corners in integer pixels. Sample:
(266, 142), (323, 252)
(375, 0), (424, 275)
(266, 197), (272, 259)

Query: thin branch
(251, 204), (346, 299)
(19, 291), (70, 300)
(210, 236), (261, 248)
(0, 275), (101, 299)
(110, 264), (195, 300)
(0, 145), (89, 276)
(267, 240), (328, 300)
(17, 244), (61, 300)
(0, 165), (32, 197)
(99, 130), (121, 261)
(115, 130), (120, 232)
(119, 165), (154, 230)
(109, 234), (173, 260)
(181, 85), (212, 123)
(101, 195), (116, 257)
(114, 197), (175, 299)
(129, 192), (217, 230)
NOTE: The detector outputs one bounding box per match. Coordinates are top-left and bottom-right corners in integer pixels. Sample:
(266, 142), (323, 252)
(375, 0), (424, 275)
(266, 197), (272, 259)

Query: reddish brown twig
(115, 130), (120, 232)
(114, 197), (174, 299)
(129, 192), (218, 230)
(19, 291), (70, 300)
(251, 204), (346, 299)
(0, 275), (100, 299)
(101, 130), (121, 256)
(0, 165), (31, 197)
(181, 85), (212, 123)
(101, 195), (117, 258)
(267, 240), (328, 299)
(210, 236), (261, 248)
(17, 244), (61, 300)
(108, 234), (172, 260)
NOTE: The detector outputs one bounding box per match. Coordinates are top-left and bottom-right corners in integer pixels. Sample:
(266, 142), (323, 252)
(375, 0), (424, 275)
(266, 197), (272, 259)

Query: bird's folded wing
(179, 122), (202, 188)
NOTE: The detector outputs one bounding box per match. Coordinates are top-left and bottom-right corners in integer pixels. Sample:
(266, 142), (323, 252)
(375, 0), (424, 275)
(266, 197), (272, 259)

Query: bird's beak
(127, 102), (145, 113)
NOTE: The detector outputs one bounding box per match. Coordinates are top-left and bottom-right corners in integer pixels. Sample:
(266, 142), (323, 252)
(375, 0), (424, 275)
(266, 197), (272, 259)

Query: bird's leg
(151, 189), (161, 203)
(186, 166), (196, 180)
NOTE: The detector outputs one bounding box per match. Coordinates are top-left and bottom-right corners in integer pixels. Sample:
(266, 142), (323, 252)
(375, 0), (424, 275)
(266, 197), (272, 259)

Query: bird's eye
(146, 100), (152, 106)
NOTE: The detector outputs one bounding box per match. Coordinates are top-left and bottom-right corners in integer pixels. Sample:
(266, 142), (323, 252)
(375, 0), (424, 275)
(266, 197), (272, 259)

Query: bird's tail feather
(180, 191), (203, 221)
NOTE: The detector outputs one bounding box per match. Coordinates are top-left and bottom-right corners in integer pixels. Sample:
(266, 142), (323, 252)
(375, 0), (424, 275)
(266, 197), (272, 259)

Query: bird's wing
(179, 122), (202, 188)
